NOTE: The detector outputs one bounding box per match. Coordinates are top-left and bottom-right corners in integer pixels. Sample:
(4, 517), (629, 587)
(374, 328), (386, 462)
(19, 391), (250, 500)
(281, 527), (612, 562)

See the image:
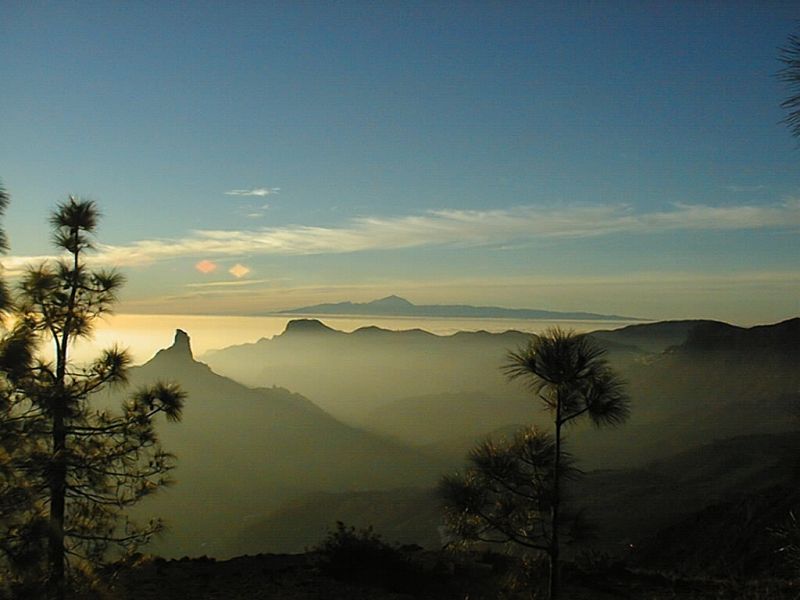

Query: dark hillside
(590, 319), (721, 353)
(575, 431), (800, 554)
(636, 484), (800, 578)
(679, 317), (799, 355)
(230, 432), (800, 559)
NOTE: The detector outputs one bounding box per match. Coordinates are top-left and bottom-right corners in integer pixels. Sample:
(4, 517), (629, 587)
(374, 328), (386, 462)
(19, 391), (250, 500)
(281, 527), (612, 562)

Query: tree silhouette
(501, 328), (628, 600)
(0, 196), (185, 599)
(779, 32), (800, 139)
(440, 426), (590, 556)
(0, 179), (10, 308)
(0, 179), (43, 595)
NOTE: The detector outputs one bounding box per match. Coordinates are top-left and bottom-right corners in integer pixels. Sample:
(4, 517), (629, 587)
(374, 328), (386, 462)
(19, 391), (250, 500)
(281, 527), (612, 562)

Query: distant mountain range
(204, 317), (800, 469)
(99, 314), (800, 564)
(278, 294), (642, 321)
(110, 330), (444, 559)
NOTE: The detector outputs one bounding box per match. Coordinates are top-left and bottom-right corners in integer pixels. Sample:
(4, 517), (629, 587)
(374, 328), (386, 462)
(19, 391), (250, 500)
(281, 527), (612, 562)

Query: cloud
(225, 187), (279, 197)
(0, 254), (62, 276)
(235, 201), (271, 220)
(7, 200), (800, 269)
(185, 278), (271, 289)
(725, 184), (766, 193)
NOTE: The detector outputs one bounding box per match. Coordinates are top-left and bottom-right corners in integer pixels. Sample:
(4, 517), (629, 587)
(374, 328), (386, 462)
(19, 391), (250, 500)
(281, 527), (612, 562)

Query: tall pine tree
(0, 196), (185, 599)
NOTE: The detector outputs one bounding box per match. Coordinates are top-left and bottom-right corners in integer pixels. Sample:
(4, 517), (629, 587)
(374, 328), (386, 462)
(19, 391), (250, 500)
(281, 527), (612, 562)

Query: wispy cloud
(0, 255), (61, 275)
(240, 203), (270, 219)
(185, 278), (271, 289)
(725, 184), (766, 193)
(225, 187), (279, 197)
(7, 200), (800, 269)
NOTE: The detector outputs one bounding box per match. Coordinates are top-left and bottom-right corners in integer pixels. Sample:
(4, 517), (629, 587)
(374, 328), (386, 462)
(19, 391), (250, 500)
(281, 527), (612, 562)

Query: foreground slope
(111, 549), (799, 600)
(236, 431), (800, 559)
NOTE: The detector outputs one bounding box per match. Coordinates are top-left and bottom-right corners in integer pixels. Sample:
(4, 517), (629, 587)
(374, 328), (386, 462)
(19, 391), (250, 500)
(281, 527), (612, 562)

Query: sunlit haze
(61, 313), (633, 365)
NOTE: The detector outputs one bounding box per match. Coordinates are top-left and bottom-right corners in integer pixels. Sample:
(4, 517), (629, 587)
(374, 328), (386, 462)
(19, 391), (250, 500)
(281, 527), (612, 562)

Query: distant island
(277, 295), (643, 322)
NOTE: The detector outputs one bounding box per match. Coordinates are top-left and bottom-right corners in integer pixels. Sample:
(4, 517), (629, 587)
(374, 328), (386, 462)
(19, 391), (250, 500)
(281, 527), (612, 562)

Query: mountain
(278, 295), (642, 321)
(678, 317), (800, 355)
(570, 317), (800, 466)
(588, 319), (723, 354)
(105, 318), (798, 567)
(204, 317), (799, 471)
(621, 318), (800, 421)
(203, 321), (539, 423)
(109, 330), (445, 559)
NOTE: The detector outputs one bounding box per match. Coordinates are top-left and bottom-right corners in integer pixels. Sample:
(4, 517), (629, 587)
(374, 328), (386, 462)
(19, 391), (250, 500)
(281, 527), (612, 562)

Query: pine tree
(0, 196), (185, 599)
(440, 426), (589, 555)
(0, 179), (45, 595)
(441, 329), (628, 600)
(501, 328), (629, 599)
(779, 31), (800, 140)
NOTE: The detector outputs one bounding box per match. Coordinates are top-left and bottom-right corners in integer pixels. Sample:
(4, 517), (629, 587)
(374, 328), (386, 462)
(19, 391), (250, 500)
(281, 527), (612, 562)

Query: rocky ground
(106, 551), (799, 600)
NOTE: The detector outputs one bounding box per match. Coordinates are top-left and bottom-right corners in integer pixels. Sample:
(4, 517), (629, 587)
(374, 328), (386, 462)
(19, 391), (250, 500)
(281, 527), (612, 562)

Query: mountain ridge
(202, 316), (799, 468)
(277, 295), (643, 321)
(675, 317), (800, 354)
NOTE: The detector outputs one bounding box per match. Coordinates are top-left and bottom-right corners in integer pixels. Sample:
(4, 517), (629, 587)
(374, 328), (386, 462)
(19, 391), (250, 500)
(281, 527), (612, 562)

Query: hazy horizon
(55, 306), (793, 368)
(61, 311), (636, 366)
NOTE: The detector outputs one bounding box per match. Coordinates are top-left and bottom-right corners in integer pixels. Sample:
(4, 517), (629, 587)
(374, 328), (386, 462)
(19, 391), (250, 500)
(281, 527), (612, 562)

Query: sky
(1, 2), (799, 325)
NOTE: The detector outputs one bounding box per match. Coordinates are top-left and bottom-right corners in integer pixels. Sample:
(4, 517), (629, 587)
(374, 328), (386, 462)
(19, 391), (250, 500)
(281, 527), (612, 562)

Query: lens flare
(195, 260), (217, 274)
(229, 263), (250, 278)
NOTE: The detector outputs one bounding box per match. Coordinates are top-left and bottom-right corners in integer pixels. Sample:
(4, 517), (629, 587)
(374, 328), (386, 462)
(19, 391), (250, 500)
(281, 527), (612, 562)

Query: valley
(110, 317), (798, 570)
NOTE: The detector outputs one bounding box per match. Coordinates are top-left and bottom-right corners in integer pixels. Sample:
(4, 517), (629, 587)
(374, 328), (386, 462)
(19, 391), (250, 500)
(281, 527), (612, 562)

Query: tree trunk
(47, 227), (80, 600)
(47, 399), (66, 600)
(550, 391), (562, 600)
(48, 355), (70, 599)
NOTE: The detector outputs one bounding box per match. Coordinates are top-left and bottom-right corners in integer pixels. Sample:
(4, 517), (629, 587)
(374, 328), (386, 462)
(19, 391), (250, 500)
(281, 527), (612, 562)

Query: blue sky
(1, 2), (799, 323)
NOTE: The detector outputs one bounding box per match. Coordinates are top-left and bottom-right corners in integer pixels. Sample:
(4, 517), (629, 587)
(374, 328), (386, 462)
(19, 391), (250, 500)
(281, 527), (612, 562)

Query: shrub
(313, 521), (428, 593)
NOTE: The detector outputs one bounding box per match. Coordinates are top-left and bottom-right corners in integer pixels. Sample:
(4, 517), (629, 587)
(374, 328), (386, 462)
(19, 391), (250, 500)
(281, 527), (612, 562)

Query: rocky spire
(153, 329), (194, 361)
(171, 329), (192, 356)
